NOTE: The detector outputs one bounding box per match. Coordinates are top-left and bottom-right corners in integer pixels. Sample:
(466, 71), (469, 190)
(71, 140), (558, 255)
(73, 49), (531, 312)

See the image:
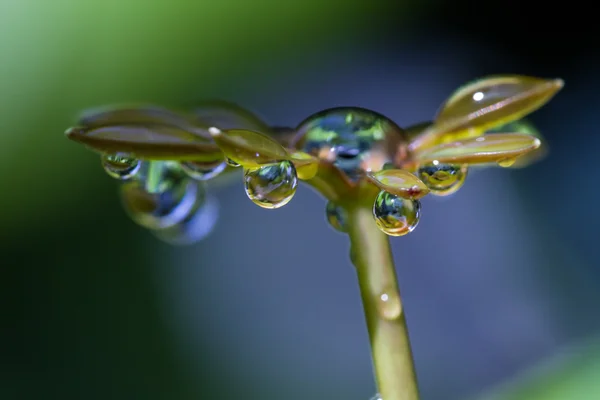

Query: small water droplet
(244, 160), (298, 209)
(377, 289), (402, 320)
(497, 157), (517, 167)
(226, 157), (240, 167)
(181, 160), (227, 180)
(370, 393), (382, 400)
(373, 191), (420, 237)
(326, 201), (347, 232)
(101, 153), (140, 180)
(417, 162), (467, 196)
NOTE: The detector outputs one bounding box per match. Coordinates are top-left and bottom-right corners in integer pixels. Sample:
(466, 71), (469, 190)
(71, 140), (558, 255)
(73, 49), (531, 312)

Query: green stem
(346, 205), (420, 400)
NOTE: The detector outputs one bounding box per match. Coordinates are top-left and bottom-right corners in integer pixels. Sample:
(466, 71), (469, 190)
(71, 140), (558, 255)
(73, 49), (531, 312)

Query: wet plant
(65, 75), (563, 400)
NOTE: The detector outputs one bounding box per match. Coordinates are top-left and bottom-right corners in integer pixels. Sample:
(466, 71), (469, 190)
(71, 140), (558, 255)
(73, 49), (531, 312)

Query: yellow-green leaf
(417, 133), (541, 165)
(366, 169), (429, 199)
(210, 128), (290, 168)
(410, 75), (562, 152)
(290, 151), (319, 180)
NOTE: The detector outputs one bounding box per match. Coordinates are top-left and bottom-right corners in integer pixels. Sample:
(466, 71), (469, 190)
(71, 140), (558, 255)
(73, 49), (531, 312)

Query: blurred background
(1, 1), (599, 399)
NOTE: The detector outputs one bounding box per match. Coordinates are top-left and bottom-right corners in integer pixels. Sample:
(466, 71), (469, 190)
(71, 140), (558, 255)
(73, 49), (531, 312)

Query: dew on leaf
(373, 191), (421, 237)
(417, 162), (467, 196)
(101, 153), (141, 180)
(244, 160), (298, 209)
(325, 201), (347, 233)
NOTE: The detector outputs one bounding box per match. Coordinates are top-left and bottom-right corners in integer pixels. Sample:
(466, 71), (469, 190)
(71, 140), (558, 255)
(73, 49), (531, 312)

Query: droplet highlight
(326, 201), (347, 233)
(101, 153), (141, 180)
(373, 191), (421, 236)
(417, 163), (467, 196)
(377, 289), (402, 321)
(244, 160), (298, 209)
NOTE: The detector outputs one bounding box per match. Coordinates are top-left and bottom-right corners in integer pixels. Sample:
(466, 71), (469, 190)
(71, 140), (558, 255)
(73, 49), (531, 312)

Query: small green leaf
(366, 169), (429, 199)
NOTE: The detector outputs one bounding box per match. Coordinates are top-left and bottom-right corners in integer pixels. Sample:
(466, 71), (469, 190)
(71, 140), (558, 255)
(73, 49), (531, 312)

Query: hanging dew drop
(497, 157), (517, 167)
(325, 201), (348, 233)
(101, 153), (140, 180)
(376, 289), (402, 321)
(373, 191), (421, 236)
(181, 160), (227, 181)
(244, 160), (298, 209)
(370, 394), (382, 400)
(417, 162), (467, 196)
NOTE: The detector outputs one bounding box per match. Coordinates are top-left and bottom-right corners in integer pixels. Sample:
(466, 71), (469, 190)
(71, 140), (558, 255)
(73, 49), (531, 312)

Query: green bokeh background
(1, 1), (599, 399)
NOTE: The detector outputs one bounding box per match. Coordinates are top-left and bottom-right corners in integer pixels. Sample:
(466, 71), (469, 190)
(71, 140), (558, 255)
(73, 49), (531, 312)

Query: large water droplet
(244, 160), (298, 209)
(373, 191), (421, 236)
(101, 153), (140, 180)
(417, 162), (467, 196)
(377, 289), (402, 321)
(181, 160), (227, 180)
(291, 107), (407, 180)
(326, 201), (347, 233)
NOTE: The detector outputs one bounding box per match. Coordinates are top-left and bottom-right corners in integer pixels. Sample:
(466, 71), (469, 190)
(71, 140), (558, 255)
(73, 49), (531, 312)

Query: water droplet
(373, 191), (420, 236)
(120, 163), (200, 229)
(152, 193), (219, 245)
(377, 289), (402, 321)
(326, 201), (347, 232)
(226, 157), (240, 167)
(370, 393), (382, 400)
(244, 160), (298, 209)
(497, 157), (517, 167)
(417, 163), (467, 196)
(290, 107), (407, 180)
(101, 153), (140, 180)
(181, 160), (227, 180)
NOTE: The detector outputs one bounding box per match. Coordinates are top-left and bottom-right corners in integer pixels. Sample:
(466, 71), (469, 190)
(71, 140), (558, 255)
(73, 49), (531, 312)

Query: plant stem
(346, 205), (420, 400)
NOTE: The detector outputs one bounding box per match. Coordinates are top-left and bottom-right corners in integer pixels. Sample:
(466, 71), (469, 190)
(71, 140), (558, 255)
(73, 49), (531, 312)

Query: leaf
(191, 100), (271, 132)
(416, 133), (541, 165)
(65, 125), (222, 161)
(410, 75), (562, 152)
(290, 151), (319, 180)
(210, 128), (290, 168)
(79, 105), (212, 139)
(366, 168), (429, 199)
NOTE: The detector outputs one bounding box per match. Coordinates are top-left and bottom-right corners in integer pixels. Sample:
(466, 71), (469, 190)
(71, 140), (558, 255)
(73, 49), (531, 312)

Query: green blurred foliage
(479, 340), (600, 400)
(0, 0), (405, 232)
